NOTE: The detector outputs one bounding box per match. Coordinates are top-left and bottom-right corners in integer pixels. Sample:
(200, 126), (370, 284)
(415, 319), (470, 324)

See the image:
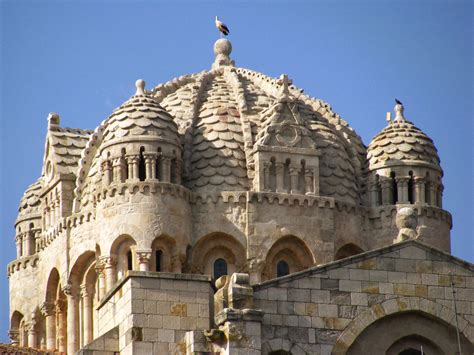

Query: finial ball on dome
(135, 79), (146, 95)
(214, 38), (232, 57)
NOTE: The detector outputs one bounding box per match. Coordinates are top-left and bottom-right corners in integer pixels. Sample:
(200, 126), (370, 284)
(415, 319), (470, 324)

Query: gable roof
(254, 239), (474, 291)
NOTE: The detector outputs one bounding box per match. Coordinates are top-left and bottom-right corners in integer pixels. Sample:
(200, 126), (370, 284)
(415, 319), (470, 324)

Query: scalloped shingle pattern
(187, 75), (248, 191)
(153, 68), (366, 203)
(367, 119), (440, 170)
(102, 94), (179, 145)
(18, 179), (42, 216)
(49, 127), (92, 175)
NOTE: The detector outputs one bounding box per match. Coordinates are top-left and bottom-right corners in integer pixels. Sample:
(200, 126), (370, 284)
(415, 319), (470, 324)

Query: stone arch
(261, 235), (315, 281)
(150, 234), (177, 272)
(191, 232), (246, 278)
(332, 296), (474, 355)
(69, 250), (98, 350)
(9, 311), (24, 346)
(110, 234), (137, 279)
(386, 335), (442, 355)
(45, 268), (60, 303)
(334, 243), (364, 261)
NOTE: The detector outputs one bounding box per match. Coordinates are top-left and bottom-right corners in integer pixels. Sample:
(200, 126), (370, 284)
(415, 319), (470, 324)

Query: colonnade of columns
(370, 174), (443, 207)
(101, 151), (181, 185)
(262, 159), (319, 195)
(15, 229), (41, 258)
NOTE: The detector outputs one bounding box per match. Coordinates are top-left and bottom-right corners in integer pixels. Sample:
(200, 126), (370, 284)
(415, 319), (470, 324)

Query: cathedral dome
(101, 79), (180, 147)
(150, 39), (366, 202)
(17, 179), (42, 221)
(367, 102), (441, 172)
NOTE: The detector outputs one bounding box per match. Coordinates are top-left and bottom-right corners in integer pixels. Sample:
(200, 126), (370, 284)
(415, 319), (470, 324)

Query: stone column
(144, 153), (158, 180)
(304, 168), (314, 195)
(55, 299), (67, 353)
(369, 181), (379, 206)
(102, 160), (112, 185)
(161, 156), (171, 182)
(15, 234), (23, 258)
(413, 177), (426, 204)
(275, 162), (285, 193)
(289, 166), (300, 194)
(54, 197), (61, 222)
(8, 329), (19, 346)
(25, 231), (34, 256)
(395, 176), (410, 204)
(112, 158), (122, 183)
(175, 160), (183, 184)
(40, 302), (56, 350)
(263, 162), (271, 191)
(95, 263), (106, 300)
(64, 284), (79, 355)
(427, 181), (437, 206)
(102, 256), (117, 292)
(437, 184), (443, 208)
(27, 314), (37, 349)
(80, 284), (93, 346)
(126, 155), (140, 182)
(380, 179), (393, 205)
(136, 250), (152, 272)
(171, 254), (185, 273)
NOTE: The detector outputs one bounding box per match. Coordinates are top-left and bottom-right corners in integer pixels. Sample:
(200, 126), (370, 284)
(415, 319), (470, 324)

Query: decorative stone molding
(331, 296), (474, 355)
(7, 255), (40, 277)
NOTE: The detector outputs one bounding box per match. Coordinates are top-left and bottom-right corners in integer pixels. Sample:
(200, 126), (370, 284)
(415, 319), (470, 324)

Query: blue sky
(0, 0), (472, 342)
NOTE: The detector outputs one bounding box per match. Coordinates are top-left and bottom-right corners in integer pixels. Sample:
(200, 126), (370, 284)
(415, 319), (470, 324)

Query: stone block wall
(252, 241), (474, 354)
(96, 271), (212, 354)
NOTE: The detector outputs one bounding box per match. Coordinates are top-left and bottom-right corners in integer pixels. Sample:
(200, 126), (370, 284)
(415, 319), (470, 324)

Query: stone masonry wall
(253, 241), (474, 355)
(96, 271), (213, 354)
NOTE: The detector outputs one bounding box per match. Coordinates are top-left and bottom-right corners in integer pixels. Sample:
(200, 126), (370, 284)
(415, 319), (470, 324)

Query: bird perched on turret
(395, 98), (403, 105)
(215, 16), (230, 36)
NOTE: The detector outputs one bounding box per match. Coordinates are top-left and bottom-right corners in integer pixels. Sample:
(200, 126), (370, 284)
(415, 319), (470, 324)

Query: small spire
(135, 79), (146, 95)
(394, 98), (405, 121)
(277, 74), (293, 101)
(47, 112), (60, 129)
(212, 38), (235, 69)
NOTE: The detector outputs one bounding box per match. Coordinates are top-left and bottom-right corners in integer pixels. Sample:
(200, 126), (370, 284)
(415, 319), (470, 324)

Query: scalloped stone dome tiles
(367, 118), (441, 171)
(101, 93), (180, 145)
(156, 68), (363, 202)
(18, 179), (42, 219)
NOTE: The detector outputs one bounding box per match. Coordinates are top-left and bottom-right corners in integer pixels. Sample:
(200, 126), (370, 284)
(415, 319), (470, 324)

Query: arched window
(399, 349), (422, 355)
(127, 250), (133, 270)
(213, 258), (227, 279)
(155, 250), (163, 272)
(391, 171), (398, 203)
(138, 147), (146, 181)
(277, 260), (290, 277)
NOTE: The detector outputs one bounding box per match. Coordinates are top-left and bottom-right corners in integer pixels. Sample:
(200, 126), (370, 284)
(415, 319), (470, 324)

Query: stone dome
(367, 103), (441, 172)
(150, 39), (367, 202)
(101, 80), (179, 146)
(17, 179), (42, 221)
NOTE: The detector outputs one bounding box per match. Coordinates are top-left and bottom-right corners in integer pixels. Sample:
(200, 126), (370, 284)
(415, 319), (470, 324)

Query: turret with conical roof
(367, 101), (443, 208)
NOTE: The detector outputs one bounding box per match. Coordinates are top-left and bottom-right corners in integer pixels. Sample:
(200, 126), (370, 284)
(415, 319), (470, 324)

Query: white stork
(215, 16), (230, 36)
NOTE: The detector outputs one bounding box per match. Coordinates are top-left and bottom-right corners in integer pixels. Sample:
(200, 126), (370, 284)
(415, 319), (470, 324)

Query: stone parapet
(7, 255), (40, 277)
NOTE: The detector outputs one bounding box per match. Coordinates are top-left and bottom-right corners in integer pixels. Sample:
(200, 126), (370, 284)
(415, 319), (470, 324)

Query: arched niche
(346, 312), (473, 355)
(10, 311), (24, 346)
(334, 243), (364, 260)
(69, 251), (99, 348)
(261, 235), (314, 281)
(110, 235), (137, 279)
(191, 232), (246, 279)
(150, 235), (177, 272)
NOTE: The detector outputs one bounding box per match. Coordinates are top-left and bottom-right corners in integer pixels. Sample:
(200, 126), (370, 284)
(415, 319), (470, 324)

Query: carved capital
(62, 282), (73, 296)
(101, 159), (112, 171)
(136, 249), (152, 264)
(100, 255), (117, 268)
(304, 167), (314, 177)
(40, 301), (55, 317)
(55, 299), (66, 313)
(8, 329), (19, 343)
(80, 283), (89, 298)
(289, 166), (300, 176)
(125, 154), (140, 164)
(380, 179), (393, 189)
(395, 176), (410, 184)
